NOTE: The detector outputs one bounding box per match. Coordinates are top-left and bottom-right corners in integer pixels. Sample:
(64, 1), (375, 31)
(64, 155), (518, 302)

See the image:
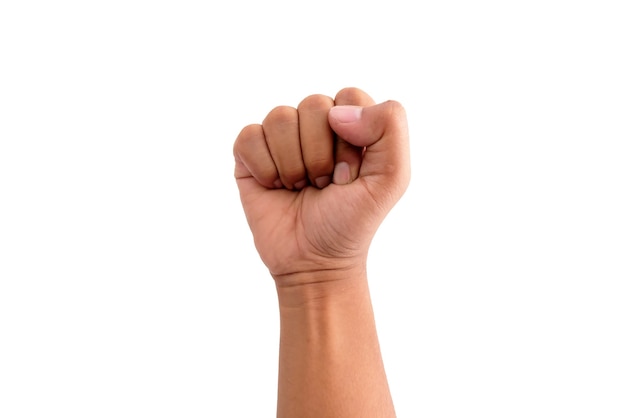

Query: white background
(1, 1), (625, 417)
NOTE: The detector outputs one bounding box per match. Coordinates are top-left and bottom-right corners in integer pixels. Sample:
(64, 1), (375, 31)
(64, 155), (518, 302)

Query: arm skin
(233, 87), (410, 417)
(275, 269), (394, 417)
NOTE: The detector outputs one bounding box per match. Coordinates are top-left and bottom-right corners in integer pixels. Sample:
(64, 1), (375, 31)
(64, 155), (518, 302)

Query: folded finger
(297, 94), (335, 188)
(263, 106), (307, 190)
(234, 124), (281, 189)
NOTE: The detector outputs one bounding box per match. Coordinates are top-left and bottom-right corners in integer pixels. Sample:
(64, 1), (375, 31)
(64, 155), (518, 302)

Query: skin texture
(234, 87), (410, 417)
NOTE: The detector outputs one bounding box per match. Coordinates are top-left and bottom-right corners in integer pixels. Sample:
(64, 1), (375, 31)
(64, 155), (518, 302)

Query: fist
(233, 87), (410, 283)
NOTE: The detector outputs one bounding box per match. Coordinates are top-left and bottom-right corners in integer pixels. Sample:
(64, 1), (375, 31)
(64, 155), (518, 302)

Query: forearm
(275, 268), (395, 418)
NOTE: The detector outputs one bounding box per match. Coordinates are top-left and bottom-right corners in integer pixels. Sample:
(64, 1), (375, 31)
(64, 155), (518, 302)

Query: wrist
(273, 264), (368, 309)
(274, 263), (395, 417)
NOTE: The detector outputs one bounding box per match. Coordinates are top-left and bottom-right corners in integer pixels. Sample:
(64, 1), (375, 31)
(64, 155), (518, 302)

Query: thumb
(328, 101), (411, 194)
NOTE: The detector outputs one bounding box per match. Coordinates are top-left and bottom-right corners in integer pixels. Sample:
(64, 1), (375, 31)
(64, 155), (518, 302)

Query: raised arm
(233, 87), (410, 417)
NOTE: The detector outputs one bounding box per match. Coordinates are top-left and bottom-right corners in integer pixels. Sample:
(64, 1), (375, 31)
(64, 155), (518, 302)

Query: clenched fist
(233, 87), (410, 285)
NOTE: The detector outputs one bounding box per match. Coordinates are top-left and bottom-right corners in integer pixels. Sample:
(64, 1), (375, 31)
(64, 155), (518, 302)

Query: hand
(233, 87), (410, 284)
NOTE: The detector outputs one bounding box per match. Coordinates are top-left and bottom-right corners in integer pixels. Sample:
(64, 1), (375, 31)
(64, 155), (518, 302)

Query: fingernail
(294, 179), (307, 190)
(330, 106), (362, 123)
(333, 162), (351, 185)
(314, 176), (331, 188)
(273, 179), (283, 188)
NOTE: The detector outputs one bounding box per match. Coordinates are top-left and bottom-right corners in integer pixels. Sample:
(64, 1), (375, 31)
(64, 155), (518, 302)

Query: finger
(263, 106), (307, 190)
(297, 94), (335, 188)
(233, 124), (281, 189)
(328, 100), (411, 199)
(332, 87), (377, 185)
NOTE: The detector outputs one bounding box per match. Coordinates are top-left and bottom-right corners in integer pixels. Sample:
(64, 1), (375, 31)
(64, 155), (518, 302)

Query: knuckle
(334, 87), (375, 107)
(334, 87), (362, 102)
(298, 94), (333, 112)
(264, 105), (297, 126)
(234, 124), (262, 154)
